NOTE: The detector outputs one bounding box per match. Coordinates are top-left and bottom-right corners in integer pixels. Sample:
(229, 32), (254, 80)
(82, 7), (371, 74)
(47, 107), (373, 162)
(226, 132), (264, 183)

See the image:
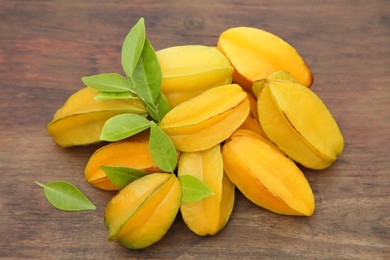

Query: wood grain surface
(0, 0), (389, 259)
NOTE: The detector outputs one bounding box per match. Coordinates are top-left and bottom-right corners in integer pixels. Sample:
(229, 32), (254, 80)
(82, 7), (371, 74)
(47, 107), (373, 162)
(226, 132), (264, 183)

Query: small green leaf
(93, 91), (138, 101)
(35, 181), (96, 211)
(144, 102), (162, 122)
(179, 175), (215, 203)
(82, 73), (131, 92)
(149, 122), (177, 173)
(100, 113), (151, 142)
(101, 166), (148, 189)
(155, 91), (170, 119)
(122, 17), (146, 77)
(143, 92), (170, 122)
(132, 39), (162, 104)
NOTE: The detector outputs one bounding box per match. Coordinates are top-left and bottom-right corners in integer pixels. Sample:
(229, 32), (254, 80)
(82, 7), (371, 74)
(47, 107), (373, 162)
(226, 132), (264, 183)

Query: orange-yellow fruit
(217, 27), (313, 91)
(105, 173), (181, 249)
(47, 87), (147, 147)
(157, 45), (234, 107)
(257, 78), (344, 169)
(85, 133), (163, 191)
(178, 145), (234, 236)
(222, 129), (315, 216)
(159, 84), (250, 152)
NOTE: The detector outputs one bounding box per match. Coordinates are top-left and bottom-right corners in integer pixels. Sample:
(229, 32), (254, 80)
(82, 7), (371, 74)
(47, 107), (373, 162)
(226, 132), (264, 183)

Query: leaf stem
(35, 181), (46, 188)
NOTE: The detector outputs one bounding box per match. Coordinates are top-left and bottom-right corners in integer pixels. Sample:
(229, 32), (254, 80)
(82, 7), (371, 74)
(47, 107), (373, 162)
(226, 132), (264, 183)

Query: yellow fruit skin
(238, 92), (268, 137)
(257, 79), (344, 169)
(157, 45), (234, 108)
(85, 133), (163, 191)
(178, 145), (235, 236)
(159, 84), (250, 152)
(47, 87), (147, 147)
(217, 27), (313, 91)
(105, 173), (181, 249)
(238, 113), (265, 137)
(222, 130), (315, 216)
(252, 71), (299, 97)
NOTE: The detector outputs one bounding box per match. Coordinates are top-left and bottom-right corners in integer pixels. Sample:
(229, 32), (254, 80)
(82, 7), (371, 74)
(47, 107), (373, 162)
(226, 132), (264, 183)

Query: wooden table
(1, 0), (389, 259)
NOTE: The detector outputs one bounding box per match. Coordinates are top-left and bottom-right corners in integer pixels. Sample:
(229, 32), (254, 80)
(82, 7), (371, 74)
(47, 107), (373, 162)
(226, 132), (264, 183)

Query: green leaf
(132, 39), (162, 103)
(143, 92), (170, 122)
(122, 17), (146, 77)
(100, 113), (151, 142)
(93, 91), (138, 101)
(101, 166), (148, 189)
(82, 73), (131, 92)
(179, 175), (215, 203)
(131, 38), (162, 121)
(149, 122), (177, 173)
(155, 91), (170, 119)
(145, 102), (162, 122)
(35, 181), (96, 211)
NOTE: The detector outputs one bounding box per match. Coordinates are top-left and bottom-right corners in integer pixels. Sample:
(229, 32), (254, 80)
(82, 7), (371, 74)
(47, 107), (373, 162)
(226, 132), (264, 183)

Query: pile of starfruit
(47, 18), (343, 249)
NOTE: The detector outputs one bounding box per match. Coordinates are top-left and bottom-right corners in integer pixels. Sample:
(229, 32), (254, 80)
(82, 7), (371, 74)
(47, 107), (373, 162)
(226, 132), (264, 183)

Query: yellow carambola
(157, 45), (234, 108)
(217, 27), (313, 91)
(159, 84), (250, 152)
(105, 173), (181, 249)
(47, 87), (147, 147)
(178, 145), (234, 236)
(84, 132), (162, 191)
(222, 129), (315, 216)
(256, 76), (344, 169)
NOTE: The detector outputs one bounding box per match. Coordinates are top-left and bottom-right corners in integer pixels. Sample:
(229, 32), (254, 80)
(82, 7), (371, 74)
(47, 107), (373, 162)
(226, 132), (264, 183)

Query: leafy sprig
(95, 17), (213, 203)
(82, 17), (168, 122)
(38, 18), (214, 212)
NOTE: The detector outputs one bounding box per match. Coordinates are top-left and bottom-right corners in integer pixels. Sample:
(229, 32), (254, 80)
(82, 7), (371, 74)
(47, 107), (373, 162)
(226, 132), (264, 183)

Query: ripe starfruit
(178, 145), (234, 236)
(47, 87), (147, 147)
(157, 45), (234, 108)
(256, 75), (344, 169)
(84, 133), (164, 191)
(104, 173), (181, 249)
(217, 27), (313, 91)
(159, 84), (250, 152)
(222, 129), (315, 216)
